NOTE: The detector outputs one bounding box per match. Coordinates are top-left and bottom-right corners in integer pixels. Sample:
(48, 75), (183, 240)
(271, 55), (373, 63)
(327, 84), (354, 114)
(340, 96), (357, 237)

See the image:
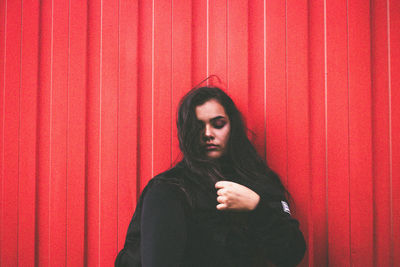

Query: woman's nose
(203, 125), (214, 140)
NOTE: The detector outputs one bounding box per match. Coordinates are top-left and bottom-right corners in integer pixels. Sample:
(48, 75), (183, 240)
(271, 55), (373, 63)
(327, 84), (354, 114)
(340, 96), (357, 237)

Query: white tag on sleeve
(281, 201), (291, 215)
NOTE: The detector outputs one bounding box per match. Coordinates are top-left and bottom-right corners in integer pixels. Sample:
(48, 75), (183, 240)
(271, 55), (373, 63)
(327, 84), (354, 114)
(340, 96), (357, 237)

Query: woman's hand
(215, 181), (260, 211)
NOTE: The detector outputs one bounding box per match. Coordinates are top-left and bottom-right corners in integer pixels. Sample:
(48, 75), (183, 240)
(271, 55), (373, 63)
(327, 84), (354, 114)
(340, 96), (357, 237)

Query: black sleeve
(140, 182), (187, 267)
(248, 194), (306, 267)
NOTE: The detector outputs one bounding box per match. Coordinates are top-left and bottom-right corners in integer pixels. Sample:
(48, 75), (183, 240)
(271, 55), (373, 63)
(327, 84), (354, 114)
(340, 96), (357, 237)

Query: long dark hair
(176, 86), (288, 199)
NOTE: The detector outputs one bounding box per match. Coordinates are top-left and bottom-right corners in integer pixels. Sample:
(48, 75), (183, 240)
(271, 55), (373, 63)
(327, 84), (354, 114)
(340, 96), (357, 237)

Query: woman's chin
(206, 150), (223, 159)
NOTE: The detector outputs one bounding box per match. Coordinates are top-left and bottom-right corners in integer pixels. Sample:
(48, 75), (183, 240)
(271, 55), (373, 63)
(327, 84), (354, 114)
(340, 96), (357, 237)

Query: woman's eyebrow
(210, 116), (226, 122)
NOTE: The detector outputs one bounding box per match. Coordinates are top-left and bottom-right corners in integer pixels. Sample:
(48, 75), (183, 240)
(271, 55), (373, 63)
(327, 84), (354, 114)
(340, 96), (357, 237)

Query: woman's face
(195, 99), (231, 159)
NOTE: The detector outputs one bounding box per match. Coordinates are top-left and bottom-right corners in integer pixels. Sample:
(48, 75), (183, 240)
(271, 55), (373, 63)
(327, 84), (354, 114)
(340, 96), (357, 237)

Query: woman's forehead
(195, 99), (228, 121)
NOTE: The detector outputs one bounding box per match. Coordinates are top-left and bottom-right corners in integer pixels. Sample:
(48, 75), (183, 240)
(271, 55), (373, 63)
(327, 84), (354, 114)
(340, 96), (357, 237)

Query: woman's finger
(215, 180), (235, 189)
(216, 203), (227, 210)
(217, 189), (226, 196)
(217, 196), (227, 203)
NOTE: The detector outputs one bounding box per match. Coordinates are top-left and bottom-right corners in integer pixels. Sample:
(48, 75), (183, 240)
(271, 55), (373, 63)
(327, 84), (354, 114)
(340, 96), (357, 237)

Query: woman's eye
(213, 120), (226, 129)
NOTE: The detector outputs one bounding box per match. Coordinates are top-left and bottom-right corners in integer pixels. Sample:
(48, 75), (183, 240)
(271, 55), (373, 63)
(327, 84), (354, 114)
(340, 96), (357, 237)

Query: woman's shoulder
(143, 162), (188, 201)
(142, 174), (190, 217)
(151, 161), (186, 182)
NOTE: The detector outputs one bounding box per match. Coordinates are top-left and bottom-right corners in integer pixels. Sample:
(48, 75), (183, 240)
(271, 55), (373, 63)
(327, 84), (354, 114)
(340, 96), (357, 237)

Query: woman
(115, 86), (306, 266)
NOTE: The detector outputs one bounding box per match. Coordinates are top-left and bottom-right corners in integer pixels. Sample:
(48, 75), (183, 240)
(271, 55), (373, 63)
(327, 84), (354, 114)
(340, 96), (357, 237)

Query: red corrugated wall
(0, 0), (399, 266)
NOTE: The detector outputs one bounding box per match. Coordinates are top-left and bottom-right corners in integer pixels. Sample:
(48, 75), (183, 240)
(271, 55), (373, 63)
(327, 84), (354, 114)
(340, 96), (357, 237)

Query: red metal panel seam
(170, 0), (173, 166)
(225, 0), (228, 90)
(191, 0), (194, 84)
(323, 0), (329, 264)
(117, 0), (120, 254)
(386, 0), (393, 265)
(66, 0), (70, 264)
(18, 0), (40, 264)
(170, 0), (174, 161)
(190, 0), (194, 84)
(84, 1), (92, 263)
(370, 2), (376, 264)
(0, 3), (6, 260)
(36, 2), (45, 264)
(0, 8), (6, 241)
(346, 0), (352, 265)
(151, 0), (154, 178)
(136, 57), (140, 201)
(263, 0), (267, 161)
(17, 0), (23, 264)
(48, 0), (54, 263)
(307, 2), (313, 264)
(0, 0), (7, 259)
(284, 0), (288, 187)
(206, 0), (209, 80)
(136, 0), (139, 201)
(84, 35), (88, 267)
(81, 0), (89, 264)
(136, 0), (141, 200)
(98, 0), (103, 263)
(113, 0), (121, 258)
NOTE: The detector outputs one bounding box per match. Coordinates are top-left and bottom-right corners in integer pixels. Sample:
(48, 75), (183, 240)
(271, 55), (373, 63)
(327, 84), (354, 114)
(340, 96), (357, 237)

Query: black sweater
(115, 164), (306, 267)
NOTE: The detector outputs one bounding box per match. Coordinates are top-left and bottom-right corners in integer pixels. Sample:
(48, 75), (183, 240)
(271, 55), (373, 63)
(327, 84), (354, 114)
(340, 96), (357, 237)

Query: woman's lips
(205, 144), (218, 150)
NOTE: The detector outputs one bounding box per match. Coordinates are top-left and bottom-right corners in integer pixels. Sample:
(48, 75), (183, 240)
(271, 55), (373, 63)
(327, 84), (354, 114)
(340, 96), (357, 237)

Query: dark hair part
(176, 86), (288, 199)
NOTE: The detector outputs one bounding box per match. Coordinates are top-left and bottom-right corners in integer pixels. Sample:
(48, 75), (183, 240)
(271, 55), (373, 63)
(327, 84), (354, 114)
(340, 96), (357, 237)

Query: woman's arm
(141, 183), (187, 267)
(248, 194), (306, 266)
(215, 181), (306, 266)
